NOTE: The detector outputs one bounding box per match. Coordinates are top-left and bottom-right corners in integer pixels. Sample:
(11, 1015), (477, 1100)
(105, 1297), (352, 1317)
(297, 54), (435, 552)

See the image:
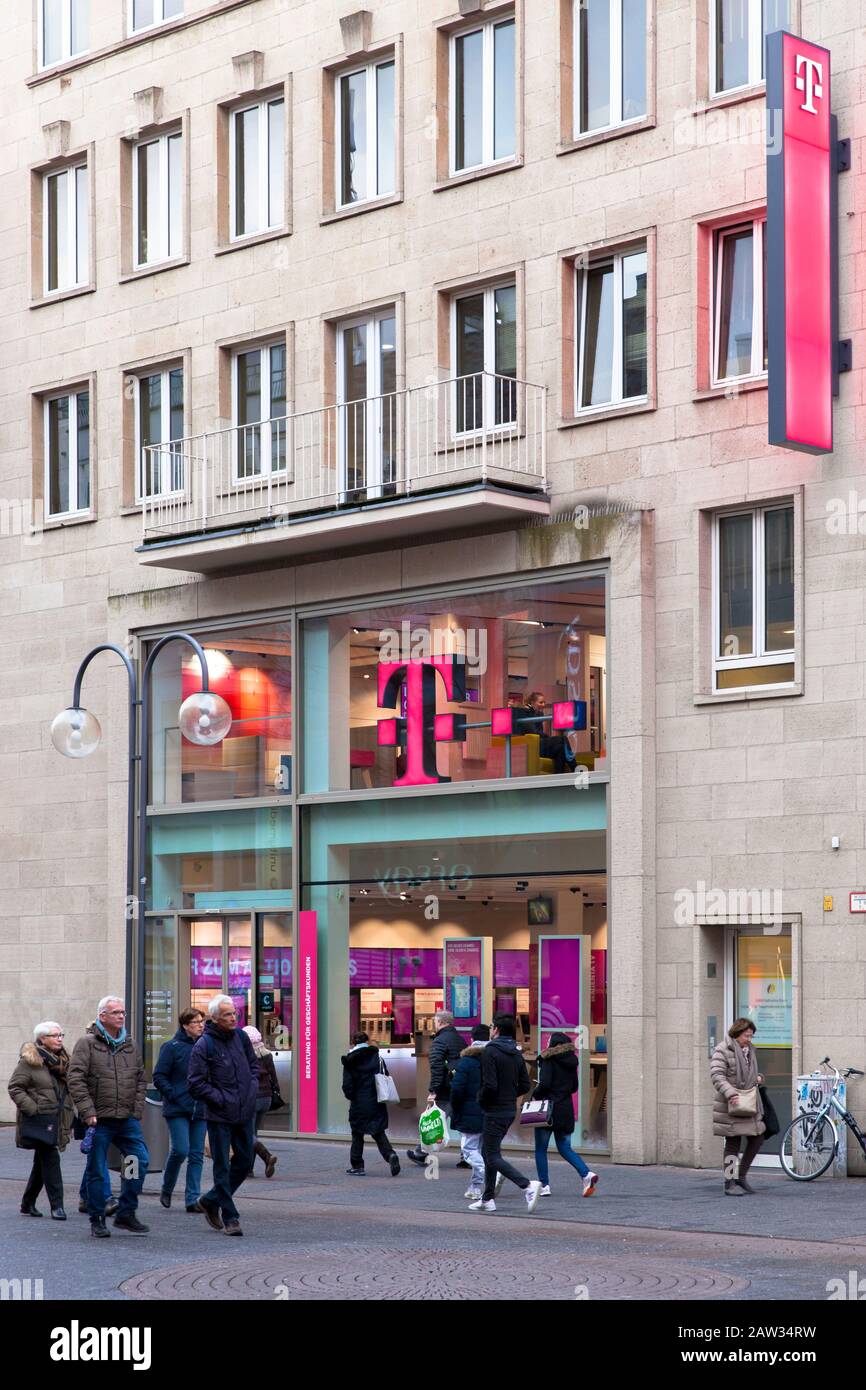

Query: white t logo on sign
(795, 55), (823, 114)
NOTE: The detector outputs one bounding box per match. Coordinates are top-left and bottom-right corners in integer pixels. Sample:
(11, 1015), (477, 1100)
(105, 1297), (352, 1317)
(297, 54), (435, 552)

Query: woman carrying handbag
(710, 1017), (766, 1195)
(531, 1032), (598, 1198)
(8, 1020), (76, 1220)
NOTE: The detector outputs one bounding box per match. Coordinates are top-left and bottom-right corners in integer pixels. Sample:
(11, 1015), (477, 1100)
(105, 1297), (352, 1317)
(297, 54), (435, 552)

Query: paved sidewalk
(2, 1129), (865, 1300)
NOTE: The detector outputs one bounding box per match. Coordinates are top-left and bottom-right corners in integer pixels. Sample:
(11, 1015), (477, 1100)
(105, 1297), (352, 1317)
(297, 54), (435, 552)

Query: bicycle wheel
(779, 1112), (837, 1180)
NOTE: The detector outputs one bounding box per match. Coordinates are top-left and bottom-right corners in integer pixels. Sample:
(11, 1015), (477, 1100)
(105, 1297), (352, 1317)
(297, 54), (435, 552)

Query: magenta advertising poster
(260, 947), (292, 988)
(189, 945), (222, 987)
(228, 946), (251, 991)
(392, 948), (442, 988)
(494, 950), (529, 988)
(444, 938), (483, 1031)
(591, 949), (607, 1025)
(349, 948), (391, 988)
(392, 990), (414, 1036)
(297, 910), (318, 1133)
(539, 936), (581, 1029)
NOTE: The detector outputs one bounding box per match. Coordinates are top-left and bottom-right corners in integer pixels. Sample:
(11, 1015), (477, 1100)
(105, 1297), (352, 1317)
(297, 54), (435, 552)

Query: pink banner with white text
(297, 910), (318, 1133)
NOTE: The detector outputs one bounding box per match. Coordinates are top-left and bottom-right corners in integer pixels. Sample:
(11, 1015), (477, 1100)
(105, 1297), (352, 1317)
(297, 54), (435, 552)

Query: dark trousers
(251, 1096), (274, 1172)
(481, 1110), (529, 1201)
(22, 1142), (63, 1209)
(201, 1118), (254, 1222)
(724, 1134), (764, 1183)
(350, 1127), (395, 1169)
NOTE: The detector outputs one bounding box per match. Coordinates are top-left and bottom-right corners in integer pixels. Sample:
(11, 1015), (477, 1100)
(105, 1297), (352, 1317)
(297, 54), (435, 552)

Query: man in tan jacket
(68, 996), (149, 1238)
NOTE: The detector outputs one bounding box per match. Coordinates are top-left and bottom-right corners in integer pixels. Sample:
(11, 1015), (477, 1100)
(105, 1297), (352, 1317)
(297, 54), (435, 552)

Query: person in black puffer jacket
(449, 1024), (489, 1199)
(341, 1033), (400, 1177)
(153, 1009), (207, 1212)
(187, 996), (259, 1236)
(532, 1032), (598, 1198)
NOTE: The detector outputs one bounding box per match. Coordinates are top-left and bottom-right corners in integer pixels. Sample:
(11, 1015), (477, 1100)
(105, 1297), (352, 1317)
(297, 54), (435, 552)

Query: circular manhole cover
(120, 1246), (749, 1301)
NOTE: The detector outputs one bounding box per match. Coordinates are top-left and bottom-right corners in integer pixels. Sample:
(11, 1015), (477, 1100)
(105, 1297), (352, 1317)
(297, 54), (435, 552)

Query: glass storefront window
(143, 915), (176, 1075)
(148, 620), (291, 805)
(147, 806), (292, 911)
(301, 576), (606, 793)
(303, 785), (608, 1147)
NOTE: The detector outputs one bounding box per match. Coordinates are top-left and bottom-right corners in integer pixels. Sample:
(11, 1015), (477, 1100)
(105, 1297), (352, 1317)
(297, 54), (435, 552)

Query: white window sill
(120, 256), (189, 283)
(216, 227), (291, 256)
(696, 376), (767, 401)
(434, 156), (523, 192)
(321, 193), (403, 225)
(558, 116), (654, 156)
(694, 681), (801, 705)
(560, 398), (652, 428)
(43, 510), (96, 529)
(31, 284), (96, 310)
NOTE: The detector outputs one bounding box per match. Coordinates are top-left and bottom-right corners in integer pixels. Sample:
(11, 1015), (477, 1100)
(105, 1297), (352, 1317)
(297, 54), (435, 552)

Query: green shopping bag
(418, 1103), (449, 1149)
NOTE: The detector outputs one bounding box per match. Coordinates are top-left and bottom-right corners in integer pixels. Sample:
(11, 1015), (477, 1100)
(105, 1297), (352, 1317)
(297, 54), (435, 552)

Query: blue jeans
(162, 1116), (207, 1205)
(201, 1119), (254, 1223)
(86, 1117), (149, 1221)
(79, 1162), (111, 1205)
(534, 1126), (590, 1186)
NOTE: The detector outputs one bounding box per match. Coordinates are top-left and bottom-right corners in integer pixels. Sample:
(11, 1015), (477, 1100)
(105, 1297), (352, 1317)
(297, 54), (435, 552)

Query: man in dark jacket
(187, 995), (259, 1236)
(153, 1009), (206, 1211)
(68, 996), (149, 1239)
(449, 1024), (489, 1199)
(406, 1010), (464, 1166)
(470, 1014), (541, 1214)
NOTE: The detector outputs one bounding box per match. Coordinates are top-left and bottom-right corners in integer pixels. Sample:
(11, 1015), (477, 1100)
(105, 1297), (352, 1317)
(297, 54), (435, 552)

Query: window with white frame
(230, 96), (285, 239)
(135, 368), (184, 501)
(575, 245), (647, 412)
(44, 389), (90, 519)
(336, 58), (396, 207)
(451, 15), (516, 175)
(130, 0), (183, 33)
(452, 280), (517, 433)
(713, 504), (794, 690)
(574, 0), (647, 137)
(40, 0), (89, 68)
(44, 163), (88, 294)
(232, 342), (287, 480)
(712, 218), (766, 384)
(133, 130), (183, 269)
(711, 0), (789, 96)
(337, 309), (397, 497)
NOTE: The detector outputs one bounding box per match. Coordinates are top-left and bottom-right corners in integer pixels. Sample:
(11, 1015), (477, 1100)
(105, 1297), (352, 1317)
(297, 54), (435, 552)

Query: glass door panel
(735, 929), (792, 1145)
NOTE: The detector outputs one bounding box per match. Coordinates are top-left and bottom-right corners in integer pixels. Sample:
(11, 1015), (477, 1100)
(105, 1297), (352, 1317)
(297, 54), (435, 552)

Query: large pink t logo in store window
(377, 656), (467, 786)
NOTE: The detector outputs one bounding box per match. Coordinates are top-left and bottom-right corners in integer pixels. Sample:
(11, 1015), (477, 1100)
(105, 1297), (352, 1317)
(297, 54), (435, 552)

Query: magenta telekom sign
(766, 30), (847, 454)
(377, 655), (586, 787)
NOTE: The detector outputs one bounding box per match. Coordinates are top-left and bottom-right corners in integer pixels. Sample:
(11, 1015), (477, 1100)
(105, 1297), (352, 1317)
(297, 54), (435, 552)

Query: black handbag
(269, 1079), (286, 1112)
(19, 1110), (60, 1149)
(759, 1085), (780, 1139)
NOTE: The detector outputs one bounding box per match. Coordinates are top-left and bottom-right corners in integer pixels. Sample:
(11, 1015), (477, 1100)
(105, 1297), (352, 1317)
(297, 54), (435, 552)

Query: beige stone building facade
(1, 0), (865, 1168)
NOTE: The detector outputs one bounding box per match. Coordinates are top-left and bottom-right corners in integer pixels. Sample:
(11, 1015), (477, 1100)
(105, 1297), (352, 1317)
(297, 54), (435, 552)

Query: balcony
(137, 373), (549, 571)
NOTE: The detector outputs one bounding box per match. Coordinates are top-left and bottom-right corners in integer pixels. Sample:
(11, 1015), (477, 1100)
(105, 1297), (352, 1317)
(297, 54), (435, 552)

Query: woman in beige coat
(710, 1018), (765, 1196)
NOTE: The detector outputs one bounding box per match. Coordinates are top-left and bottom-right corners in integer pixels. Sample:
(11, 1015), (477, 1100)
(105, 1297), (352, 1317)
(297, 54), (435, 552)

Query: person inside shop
(341, 1031), (401, 1177)
(519, 692), (576, 775)
(153, 1008), (208, 1211)
(8, 1020), (77, 1221)
(406, 1010), (465, 1167)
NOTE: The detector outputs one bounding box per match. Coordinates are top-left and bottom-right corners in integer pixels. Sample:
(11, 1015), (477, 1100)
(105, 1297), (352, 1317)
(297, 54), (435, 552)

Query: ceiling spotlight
(359, 888), (368, 896)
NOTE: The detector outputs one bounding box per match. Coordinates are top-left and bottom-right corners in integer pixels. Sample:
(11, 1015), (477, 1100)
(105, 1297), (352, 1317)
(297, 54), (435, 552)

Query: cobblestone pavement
(2, 1131), (866, 1300)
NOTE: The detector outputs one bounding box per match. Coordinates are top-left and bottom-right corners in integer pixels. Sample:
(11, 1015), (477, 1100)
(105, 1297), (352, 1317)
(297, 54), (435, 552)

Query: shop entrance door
(726, 926), (793, 1166)
(183, 912), (293, 1129)
(187, 915), (253, 1026)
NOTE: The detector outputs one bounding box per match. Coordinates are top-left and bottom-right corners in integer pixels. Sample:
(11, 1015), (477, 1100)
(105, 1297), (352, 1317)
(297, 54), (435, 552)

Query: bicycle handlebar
(816, 1057), (864, 1080)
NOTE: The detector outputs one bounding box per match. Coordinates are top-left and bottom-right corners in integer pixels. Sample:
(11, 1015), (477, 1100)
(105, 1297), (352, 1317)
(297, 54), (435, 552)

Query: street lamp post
(51, 633), (231, 1040)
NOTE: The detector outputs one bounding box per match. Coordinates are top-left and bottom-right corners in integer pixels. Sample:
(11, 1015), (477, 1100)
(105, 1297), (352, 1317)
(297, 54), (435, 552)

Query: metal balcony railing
(140, 372), (547, 540)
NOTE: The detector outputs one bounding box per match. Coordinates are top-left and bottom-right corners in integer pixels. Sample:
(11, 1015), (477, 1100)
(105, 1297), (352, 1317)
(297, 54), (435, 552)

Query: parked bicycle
(779, 1058), (865, 1180)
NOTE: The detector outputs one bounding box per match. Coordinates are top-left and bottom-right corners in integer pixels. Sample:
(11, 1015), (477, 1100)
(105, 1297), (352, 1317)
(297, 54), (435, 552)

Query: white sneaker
(464, 1187), (482, 1200)
(524, 1180), (542, 1213)
(582, 1171), (599, 1197)
(539, 1185), (551, 1196)
(468, 1198), (496, 1213)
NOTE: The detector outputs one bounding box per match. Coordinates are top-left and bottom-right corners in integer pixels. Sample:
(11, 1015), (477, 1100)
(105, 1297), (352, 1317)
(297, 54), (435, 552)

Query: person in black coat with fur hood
(341, 1033), (400, 1177)
(532, 1032), (599, 1198)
